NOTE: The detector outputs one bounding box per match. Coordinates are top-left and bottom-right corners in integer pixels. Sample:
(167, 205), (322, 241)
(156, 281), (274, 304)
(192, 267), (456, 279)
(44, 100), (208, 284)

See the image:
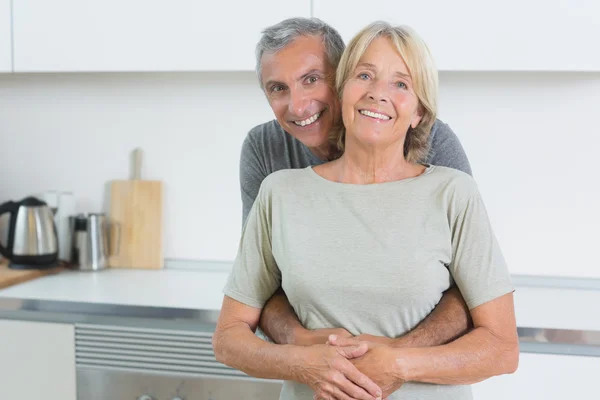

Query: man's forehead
(260, 36), (331, 82)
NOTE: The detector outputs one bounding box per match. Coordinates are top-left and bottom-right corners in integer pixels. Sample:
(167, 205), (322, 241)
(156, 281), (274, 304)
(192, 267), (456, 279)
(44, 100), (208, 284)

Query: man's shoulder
(429, 118), (455, 145)
(245, 119), (288, 146)
(426, 118), (472, 176)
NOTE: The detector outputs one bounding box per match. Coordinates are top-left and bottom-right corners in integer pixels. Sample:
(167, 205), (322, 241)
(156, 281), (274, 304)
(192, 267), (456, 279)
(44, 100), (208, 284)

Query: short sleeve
(448, 190), (514, 310)
(223, 184), (281, 309)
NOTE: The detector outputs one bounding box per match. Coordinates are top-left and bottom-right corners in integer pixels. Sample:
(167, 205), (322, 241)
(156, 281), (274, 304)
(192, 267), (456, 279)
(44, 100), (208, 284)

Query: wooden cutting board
(0, 261), (64, 290)
(109, 148), (164, 269)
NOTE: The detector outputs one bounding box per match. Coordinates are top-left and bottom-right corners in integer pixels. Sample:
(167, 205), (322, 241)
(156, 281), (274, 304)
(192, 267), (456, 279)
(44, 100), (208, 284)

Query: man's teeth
(359, 110), (391, 120)
(294, 111), (322, 126)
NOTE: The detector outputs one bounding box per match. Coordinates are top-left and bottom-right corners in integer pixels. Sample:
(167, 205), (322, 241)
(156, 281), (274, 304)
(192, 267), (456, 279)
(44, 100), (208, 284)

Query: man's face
(260, 35), (340, 158)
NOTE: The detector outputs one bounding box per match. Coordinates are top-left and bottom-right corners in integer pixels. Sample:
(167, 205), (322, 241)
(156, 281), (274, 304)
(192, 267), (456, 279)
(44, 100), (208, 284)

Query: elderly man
(222, 17), (473, 399)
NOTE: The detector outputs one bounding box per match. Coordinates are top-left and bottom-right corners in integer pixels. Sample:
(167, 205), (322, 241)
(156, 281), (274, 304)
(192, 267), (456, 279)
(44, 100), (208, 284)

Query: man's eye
(271, 85), (284, 93)
(307, 76), (318, 84)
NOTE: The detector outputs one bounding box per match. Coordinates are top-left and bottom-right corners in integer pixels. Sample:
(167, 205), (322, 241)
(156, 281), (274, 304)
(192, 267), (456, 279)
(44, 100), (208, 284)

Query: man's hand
(328, 335), (405, 399)
(296, 328), (353, 346)
(291, 343), (383, 400)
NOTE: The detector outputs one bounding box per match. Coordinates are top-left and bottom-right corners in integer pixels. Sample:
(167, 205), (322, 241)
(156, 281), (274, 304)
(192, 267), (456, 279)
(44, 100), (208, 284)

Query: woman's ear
(411, 107), (424, 129)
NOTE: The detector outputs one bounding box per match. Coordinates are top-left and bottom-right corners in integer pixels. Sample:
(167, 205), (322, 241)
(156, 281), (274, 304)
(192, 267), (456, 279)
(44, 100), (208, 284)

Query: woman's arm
(212, 296), (383, 400)
(394, 292), (519, 384)
(331, 292), (517, 393)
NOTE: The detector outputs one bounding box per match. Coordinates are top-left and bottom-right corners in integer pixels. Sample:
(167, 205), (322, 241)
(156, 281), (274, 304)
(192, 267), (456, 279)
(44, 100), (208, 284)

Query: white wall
(1, 71), (599, 278)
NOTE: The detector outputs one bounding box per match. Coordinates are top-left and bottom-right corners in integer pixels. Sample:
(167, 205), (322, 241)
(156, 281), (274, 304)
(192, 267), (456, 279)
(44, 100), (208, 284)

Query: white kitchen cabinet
(0, 0), (11, 72)
(0, 320), (76, 400)
(13, 0), (310, 72)
(472, 352), (600, 399)
(313, 0), (600, 71)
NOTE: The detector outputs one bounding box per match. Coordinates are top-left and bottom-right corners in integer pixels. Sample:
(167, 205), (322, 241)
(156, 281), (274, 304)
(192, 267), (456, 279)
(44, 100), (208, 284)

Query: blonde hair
(330, 21), (438, 163)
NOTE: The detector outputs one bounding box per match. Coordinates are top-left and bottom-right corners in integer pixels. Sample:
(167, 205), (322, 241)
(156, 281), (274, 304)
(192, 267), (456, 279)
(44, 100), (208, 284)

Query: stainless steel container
(69, 213), (119, 271)
(0, 196), (59, 269)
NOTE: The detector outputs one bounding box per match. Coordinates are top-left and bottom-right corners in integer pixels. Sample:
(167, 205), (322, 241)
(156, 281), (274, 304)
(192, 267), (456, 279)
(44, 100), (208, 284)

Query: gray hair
(255, 17), (345, 88)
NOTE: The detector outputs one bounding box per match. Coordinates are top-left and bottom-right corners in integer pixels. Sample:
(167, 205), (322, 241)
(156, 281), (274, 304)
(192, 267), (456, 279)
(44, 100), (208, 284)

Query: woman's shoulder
(257, 167), (314, 196)
(427, 165), (480, 202)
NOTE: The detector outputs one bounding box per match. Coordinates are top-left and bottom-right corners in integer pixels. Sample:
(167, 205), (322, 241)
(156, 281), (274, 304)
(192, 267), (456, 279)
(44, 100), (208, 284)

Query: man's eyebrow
(263, 80), (285, 89)
(299, 69), (323, 81)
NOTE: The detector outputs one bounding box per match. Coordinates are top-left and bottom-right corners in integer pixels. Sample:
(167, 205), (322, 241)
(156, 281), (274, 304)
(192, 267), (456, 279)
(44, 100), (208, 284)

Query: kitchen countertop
(1, 262), (600, 330)
(0, 267), (228, 311)
(1, 261), (600, 356)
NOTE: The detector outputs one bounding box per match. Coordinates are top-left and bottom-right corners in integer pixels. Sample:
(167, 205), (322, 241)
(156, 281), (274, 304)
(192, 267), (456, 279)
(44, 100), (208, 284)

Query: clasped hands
(294, 328), (404, 400)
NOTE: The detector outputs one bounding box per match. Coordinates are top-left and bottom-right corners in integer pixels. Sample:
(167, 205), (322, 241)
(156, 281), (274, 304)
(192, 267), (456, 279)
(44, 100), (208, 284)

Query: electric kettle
(0, 197), (59, 269)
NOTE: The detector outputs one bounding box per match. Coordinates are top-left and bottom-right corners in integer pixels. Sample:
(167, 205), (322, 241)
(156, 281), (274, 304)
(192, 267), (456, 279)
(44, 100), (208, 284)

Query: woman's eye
(358, 73), (370, 80)
(397, 81), (407, 89)
(307, 76), (318, 84)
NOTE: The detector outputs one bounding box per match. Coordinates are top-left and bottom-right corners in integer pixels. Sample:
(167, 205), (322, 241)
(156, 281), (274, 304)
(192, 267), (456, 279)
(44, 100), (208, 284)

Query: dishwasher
(75, 323), (283, 400)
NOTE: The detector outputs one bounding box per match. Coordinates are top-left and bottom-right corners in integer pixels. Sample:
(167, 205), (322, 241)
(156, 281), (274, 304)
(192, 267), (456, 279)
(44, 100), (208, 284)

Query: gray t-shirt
(240, 118), (472, 223)
(224, 165), (513, 400)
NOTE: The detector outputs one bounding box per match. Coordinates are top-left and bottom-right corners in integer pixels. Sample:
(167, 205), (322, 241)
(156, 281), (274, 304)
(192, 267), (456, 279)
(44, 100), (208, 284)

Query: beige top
(224, 165), (514, 400)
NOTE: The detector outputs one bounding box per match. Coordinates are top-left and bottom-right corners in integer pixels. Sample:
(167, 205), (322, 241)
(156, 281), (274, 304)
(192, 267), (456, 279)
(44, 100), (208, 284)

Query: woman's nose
(368, 80), (389, 103)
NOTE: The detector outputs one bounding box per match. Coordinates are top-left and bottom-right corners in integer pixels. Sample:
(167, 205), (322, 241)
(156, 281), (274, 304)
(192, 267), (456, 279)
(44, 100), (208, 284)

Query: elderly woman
(213, 21), (518, 400)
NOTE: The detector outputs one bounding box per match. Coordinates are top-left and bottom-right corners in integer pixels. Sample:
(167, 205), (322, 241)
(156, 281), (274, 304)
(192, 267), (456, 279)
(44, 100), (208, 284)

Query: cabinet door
(313, 0), (600, 71)
(472, 353), (600, 399)
(0, 320), (76, 400)
(0, 0), (10, 72)
(13, 0), (310, 72)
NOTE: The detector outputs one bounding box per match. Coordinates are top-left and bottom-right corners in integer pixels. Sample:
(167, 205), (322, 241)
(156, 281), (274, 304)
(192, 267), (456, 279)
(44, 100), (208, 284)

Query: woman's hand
(291, 342), (383, 400)
(328, 335), (405, 399)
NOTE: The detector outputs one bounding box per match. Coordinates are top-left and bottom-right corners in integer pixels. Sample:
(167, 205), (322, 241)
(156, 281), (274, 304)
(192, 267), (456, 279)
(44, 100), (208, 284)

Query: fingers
(334, 342), (369, 359)
(340, 362), (382, 400)
(329, 334), (361, 347)
(314, 379), (379, 400)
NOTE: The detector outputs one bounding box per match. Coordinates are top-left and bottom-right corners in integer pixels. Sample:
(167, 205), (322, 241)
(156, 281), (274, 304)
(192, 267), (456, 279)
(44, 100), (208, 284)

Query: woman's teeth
(359, 110), (391, 120)
(294, 111), (322, 126)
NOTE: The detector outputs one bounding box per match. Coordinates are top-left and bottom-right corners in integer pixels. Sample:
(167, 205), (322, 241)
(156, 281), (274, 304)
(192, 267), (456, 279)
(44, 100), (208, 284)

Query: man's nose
(288, 89), (310, 117)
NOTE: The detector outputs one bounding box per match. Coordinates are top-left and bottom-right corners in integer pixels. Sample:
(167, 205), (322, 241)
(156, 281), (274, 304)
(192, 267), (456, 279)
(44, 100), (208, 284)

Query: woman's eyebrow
(356, 62), (377, 70)
(395, 71), (412, 81)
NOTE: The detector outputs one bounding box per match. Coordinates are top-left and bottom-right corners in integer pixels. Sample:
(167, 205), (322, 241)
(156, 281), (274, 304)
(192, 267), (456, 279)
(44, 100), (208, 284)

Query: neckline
(305, 164), (436, 190)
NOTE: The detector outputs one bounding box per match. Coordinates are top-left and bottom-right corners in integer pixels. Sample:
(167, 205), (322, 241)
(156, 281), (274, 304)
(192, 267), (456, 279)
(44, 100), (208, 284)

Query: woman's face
(341, 37), (423, 151)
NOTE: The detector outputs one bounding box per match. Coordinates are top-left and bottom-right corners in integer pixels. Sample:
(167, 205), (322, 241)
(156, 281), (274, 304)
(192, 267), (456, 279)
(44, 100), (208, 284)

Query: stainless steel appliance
(75, 323), (282, 400)
(0, 196), (59, 269)
(69, 213), (119, 271)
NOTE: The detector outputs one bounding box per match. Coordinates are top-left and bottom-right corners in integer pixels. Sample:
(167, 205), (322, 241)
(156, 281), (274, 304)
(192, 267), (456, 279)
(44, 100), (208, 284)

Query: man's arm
(355, 286), (472, 348)
(259, 288), (353, 345)
(213, 296), (383, 400)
